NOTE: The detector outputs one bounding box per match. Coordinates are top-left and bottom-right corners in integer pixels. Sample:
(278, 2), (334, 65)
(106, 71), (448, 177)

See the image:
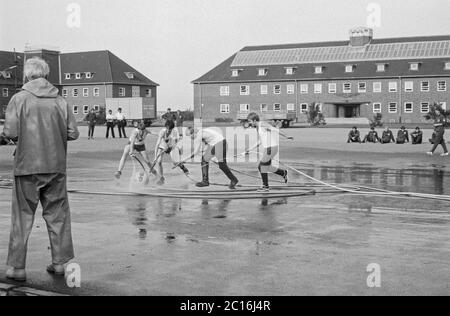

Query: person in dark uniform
(380, 127), (395, 144)
(396, 126), (409, 144)
(363, 127), (380, 143)
(411, 127), (423, 145)
(85, 109), (97, 140)
(427, 109), (449, 156)
(347, 127), (361, 143)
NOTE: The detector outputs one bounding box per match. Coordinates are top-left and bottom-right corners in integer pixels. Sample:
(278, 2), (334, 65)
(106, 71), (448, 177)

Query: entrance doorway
(335, 104), (361, 118)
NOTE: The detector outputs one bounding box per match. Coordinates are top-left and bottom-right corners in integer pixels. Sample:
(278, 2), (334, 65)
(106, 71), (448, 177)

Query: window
(258, 68), (268, 76)
(409, 63), (420, 71)
(437, 81), (447, 92)
(260, 104), (268, 112)
(445, 62), (450, 70)
(231, 69), (241, 77)
(287, 84), (295, 94)
(273, 104), (281, 112)
(358, 82), (367, 93)
(2, 88), (8, 97)
(343, 83), (351, 93)
(75, 73), (81, 79)
(300, 103), (308, 113)
(220, 86), (230, 96)
(83, 105), (89, 114)
(376, 64), (386, 72)
(404, 102), (413, 114)
(389, 82), (397, 92)
(220, 104), (230, 114)
(328, 83), (337, 94)
(314, 66), (323, 74)
(287, 103), (295, 111)
(240, 104), (249, 112)
(93, 105), (100, 112)
(3, 72), (11, 79)
(314, 83), (322, 94)
(72, 89), (79, 97)
(389, 102), (398, 113)
(83, 88), (89, 97)
(421, 81), (430, 92)
(124, 72), (135, 79)
(240, 85), (250, 95)
(62, 89), (68, 98)
(260, 85), (268, 95)
(65, 73), (71, 80)
(73, 105), (79, 114)
(300, 84), (308, 94)
(421, 102), (430, 113)
(285, 67), (295, 75)
(405, 81), (414, 92)
(273, 85), (281, 95)
(373, 82), (382, 93)
(373, 103), (382, 113)
(439, 102), (447, 110)
(345, 65), (354, 73)
(145, 89), (152, 97)
(316, 103), (323, 112)
(85, 72), (92, 79)
(119, 87), (126, 97)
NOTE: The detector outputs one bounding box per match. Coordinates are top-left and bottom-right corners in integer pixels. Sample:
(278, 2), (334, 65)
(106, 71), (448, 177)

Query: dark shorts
(133, 144), (146, 152)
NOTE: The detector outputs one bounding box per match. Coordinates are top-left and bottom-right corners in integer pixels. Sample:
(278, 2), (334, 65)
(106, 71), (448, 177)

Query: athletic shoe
(257, 186), (270, 192)
(46, 264), (65, 276)
(426, 152), (434, 156)
(229, 180), (239, 190)
(6, 267), (26, 282)
(114, 171), (122, 179)
(156, 177), (165, 186)
(441, 152), (449, 157)
(180, 164), (190, 174)
(196, 181), (210, 188)
(283, 170), (289, 184)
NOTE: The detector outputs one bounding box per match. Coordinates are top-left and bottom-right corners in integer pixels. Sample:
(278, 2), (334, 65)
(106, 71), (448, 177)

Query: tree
(369, 113), (383, 128)
(424, 102), (450, 127)
(306, 102), (326, 126)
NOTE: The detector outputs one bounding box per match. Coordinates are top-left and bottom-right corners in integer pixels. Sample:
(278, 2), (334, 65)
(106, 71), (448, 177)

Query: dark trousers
(412, 135), (423, 145)
(106, 122), (115, 138)
(201, 140), (237, 183)
(348, 136), (361, 143)
(431, 126), (448, 153)
(7, 173), (74, 268)
(88, 124), (95, 138)
(118, 121), (127, 138)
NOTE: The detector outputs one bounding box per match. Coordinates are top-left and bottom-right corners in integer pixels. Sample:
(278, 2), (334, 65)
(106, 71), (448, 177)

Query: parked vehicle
(105, 97), (156, 126)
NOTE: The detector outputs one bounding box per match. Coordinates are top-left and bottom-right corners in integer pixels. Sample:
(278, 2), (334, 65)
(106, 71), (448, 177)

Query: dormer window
(258, 68), (268, 76)
(314, 66), (324, 74)
(376, 63), (387, 72)
(85, 72), (92, 79)
(285, 67), (296, 75)
(125, 72), (135, 79)
(75, 73), (81, 79)
(4, 72), (11, 79)
(65, 73), (71, 80)
(231, 69), (242, 77)
(409, 62), (421, 71)
(445, 62), (450, 70)
(345, 65), (355, 73)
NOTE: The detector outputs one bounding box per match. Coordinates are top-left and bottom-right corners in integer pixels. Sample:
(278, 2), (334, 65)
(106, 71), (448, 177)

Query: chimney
(349, 27), (373, 47)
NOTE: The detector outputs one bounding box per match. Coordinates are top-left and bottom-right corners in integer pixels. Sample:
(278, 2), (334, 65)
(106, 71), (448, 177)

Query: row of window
(64, 72), (135, 80)
(63, 87), (152, 98)
(373, 102), (447, 114)
(73, 105), (100, 115)
(233, 62), (450, 77)
(220, 80), (448, 96)
(220, 103), (303, 114)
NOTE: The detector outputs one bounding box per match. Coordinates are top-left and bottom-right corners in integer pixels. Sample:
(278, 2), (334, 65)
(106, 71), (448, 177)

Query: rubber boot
(196, 161), (210, 187)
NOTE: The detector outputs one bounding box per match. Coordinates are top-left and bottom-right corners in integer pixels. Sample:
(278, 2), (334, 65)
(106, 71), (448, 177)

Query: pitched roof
(193, 35), (450, 83)
(60, 50), (159, 86)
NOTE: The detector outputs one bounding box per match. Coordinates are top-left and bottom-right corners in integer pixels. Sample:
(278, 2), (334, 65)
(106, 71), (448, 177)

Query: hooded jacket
(3, 78), (79, 176)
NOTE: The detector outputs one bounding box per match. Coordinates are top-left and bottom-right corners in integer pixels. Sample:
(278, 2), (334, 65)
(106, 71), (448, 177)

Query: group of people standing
(84, 108), (127, 139)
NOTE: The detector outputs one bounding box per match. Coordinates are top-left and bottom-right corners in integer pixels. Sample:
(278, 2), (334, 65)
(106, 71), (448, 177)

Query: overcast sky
(1, 0), (449, 110)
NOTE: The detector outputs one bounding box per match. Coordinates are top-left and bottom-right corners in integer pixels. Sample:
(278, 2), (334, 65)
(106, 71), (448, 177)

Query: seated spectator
(380, 127), (395, 144)
(363, 127), (380, 143)
(347, 127), (361, 143)
(396, 126), (410, 144)
(411, 127), (423, 145)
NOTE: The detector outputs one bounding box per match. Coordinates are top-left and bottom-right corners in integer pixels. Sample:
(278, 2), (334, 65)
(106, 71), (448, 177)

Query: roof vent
(349, 27), (373, 47)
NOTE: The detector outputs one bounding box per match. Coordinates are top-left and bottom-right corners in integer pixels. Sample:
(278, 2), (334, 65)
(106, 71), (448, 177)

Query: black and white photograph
(0, 0), (449, 300)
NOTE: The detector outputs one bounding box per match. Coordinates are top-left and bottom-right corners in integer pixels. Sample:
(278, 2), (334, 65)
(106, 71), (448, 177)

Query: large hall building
(0, 47), (158, 122)
(193, 28), (450, 125)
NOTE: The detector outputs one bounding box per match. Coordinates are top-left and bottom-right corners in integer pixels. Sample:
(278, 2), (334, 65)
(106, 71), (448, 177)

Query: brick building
(192, 28), (450, 125)
(0, 48), (158, 122)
